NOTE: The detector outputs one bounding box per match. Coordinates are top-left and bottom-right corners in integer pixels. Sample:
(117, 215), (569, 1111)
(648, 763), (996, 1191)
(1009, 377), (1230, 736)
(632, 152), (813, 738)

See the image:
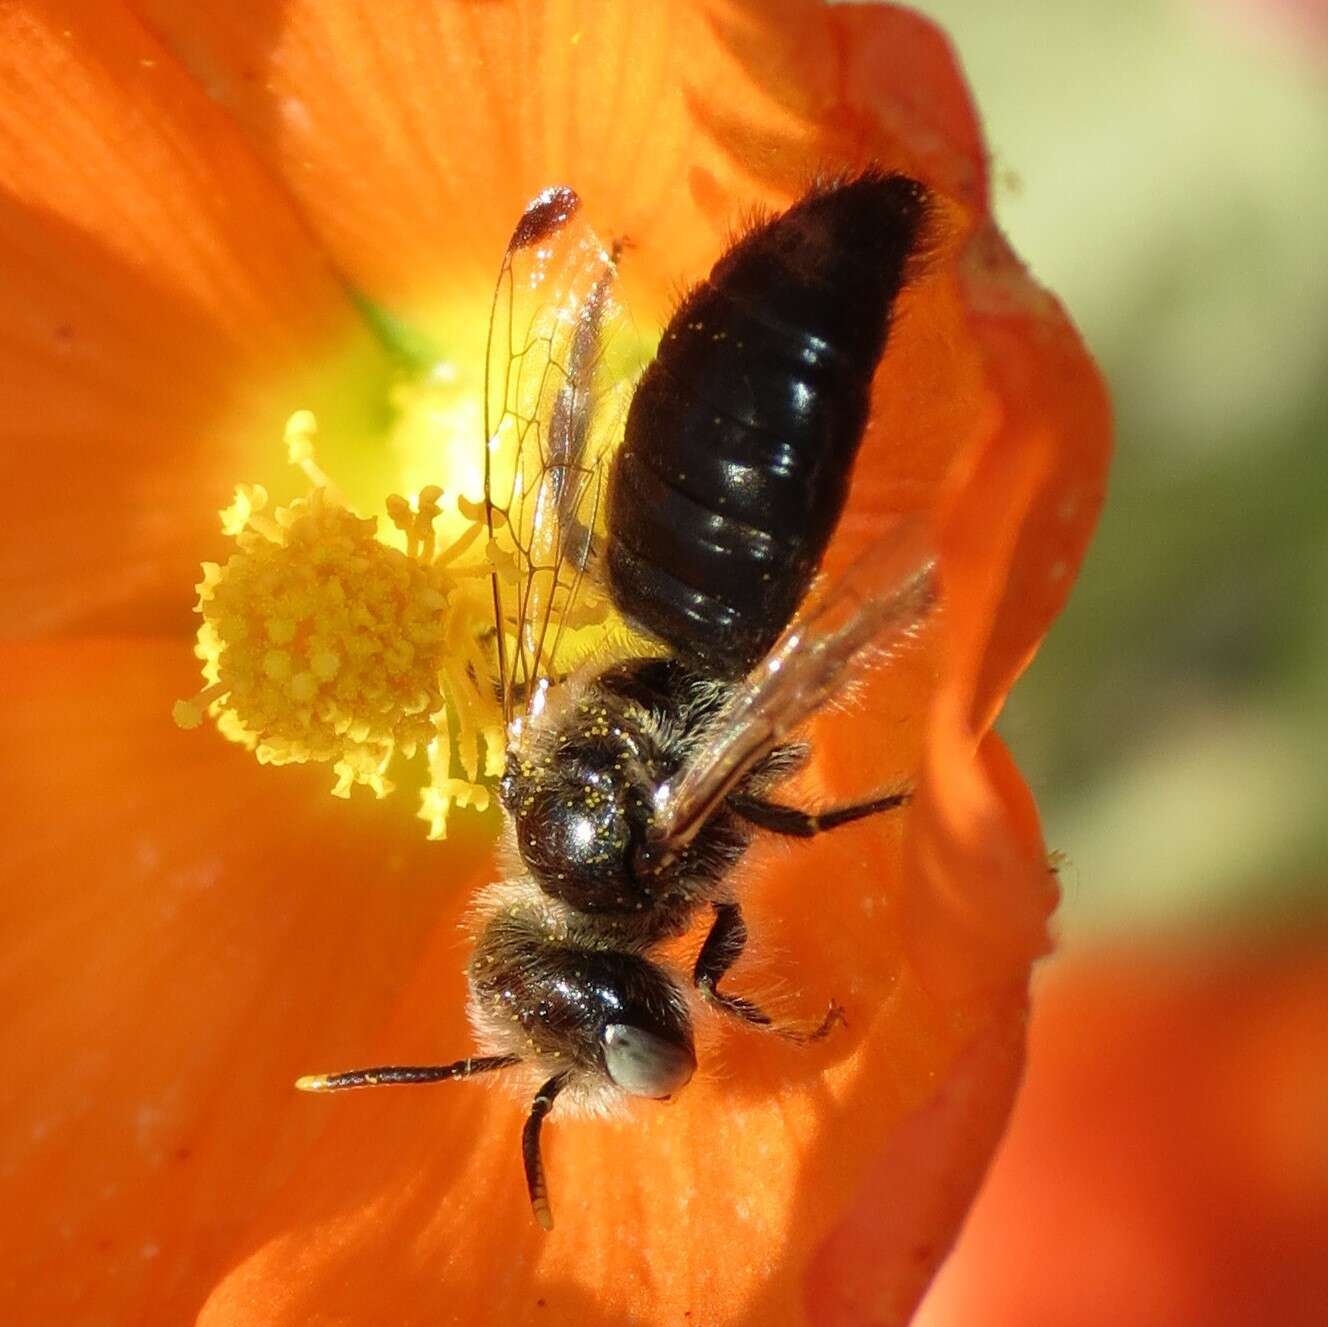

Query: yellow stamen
(175, 412), (502, 832)
(172, 679), (228, 731)
(284, 408), (346, 503)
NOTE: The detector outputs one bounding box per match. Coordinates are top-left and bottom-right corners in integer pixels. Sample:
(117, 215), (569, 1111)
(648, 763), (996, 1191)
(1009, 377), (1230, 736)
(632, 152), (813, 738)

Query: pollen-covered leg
(523, 1072), (570, 1231)
(692, 903), (844, 1043)
(294, 1054), (518, 1093)
(727, 789), (910, 838)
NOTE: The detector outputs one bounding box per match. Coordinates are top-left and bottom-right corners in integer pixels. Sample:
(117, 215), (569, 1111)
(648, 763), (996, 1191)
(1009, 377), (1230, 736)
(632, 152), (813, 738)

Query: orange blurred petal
(0, 0), (393, 635)
(916, 938), (1328, 1327)
(0, 639), (490, 1322)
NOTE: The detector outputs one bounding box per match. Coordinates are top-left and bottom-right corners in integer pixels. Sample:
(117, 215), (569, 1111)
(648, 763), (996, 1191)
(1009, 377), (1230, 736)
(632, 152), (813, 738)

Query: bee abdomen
(606, 171), (928, 676)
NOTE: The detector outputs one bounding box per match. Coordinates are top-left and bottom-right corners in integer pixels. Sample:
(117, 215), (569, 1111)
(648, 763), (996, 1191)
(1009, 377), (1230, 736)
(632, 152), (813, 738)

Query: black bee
(297, 175), (938, 1229)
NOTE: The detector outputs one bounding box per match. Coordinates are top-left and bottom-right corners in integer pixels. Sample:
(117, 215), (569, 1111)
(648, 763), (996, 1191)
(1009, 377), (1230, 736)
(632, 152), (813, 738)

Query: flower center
(175, 410), (508, 839)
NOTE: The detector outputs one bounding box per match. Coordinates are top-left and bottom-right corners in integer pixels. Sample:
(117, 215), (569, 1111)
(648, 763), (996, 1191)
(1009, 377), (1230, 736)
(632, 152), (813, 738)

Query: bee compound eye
(602, 1023), (696, 1098)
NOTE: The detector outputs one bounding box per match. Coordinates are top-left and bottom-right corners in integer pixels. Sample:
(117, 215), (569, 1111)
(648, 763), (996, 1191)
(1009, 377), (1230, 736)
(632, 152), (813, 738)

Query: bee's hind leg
(727, 789), (909, 837)
(692, 902), (844, 1043)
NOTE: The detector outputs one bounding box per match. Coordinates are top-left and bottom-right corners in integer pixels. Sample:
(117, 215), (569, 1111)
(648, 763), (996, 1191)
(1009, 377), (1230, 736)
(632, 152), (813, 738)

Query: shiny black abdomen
(606, 171), (928, 676)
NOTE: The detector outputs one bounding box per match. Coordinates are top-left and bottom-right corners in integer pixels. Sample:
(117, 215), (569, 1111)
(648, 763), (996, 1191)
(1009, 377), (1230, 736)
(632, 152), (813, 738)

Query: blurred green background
(911, 0), (1328, 945)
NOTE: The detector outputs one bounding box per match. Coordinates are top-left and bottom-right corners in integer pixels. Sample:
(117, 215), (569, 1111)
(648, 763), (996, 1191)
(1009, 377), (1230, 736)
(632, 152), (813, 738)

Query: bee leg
(523, 1072), (570, 1232)
(727, 789), (909, 838)
(692, 902), (844, 1043)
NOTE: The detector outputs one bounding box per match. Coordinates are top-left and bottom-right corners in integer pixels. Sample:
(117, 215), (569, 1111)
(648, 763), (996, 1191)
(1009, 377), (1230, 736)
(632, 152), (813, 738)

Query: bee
(297, 174), (938, 1229)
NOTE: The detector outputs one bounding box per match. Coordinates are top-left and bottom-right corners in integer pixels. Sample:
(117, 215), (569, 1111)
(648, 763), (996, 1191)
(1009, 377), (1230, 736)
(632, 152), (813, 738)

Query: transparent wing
(483, 186), (630, 726)
(635, 518), (939, 874)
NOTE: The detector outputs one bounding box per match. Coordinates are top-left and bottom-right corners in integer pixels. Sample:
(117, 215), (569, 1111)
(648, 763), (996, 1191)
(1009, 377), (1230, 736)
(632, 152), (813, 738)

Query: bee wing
(637, 519), (939, 873)
(484, 186), (629, 725)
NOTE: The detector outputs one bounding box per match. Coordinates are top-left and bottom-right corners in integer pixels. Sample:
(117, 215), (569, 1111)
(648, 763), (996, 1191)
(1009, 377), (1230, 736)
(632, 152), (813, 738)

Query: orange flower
(0, 3), (1109, 1325)
(915, 936), (1328, 1327)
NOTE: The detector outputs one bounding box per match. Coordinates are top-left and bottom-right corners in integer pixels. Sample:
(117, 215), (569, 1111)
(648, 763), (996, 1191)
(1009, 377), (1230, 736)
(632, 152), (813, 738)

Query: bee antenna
(294, 1055), (519, 1093)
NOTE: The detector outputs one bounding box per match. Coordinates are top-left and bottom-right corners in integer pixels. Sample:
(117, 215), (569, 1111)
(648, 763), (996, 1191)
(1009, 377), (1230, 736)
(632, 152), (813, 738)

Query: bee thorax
(500, 656), (751, 943)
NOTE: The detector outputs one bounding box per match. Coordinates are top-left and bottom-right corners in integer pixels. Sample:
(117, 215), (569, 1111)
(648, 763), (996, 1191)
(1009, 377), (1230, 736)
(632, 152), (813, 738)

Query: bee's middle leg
(692, 902), (843, 1043)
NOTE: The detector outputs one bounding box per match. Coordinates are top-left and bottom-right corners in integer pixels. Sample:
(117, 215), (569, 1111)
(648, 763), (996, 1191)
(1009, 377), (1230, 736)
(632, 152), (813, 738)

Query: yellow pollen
(175, 412), (503, 836)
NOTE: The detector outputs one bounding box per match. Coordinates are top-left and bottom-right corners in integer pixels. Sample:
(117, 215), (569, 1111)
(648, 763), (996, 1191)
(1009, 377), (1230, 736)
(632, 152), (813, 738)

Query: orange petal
(131, 0), (805, 327)
(804, 1014), (1026, 1327)
(172, 8), (1111, 1327)
(900, 231), (1109, 1001)
(916, 937), (1328, 1327)
(0, 639), (491, 1322)
(0, 1), (393, 635)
